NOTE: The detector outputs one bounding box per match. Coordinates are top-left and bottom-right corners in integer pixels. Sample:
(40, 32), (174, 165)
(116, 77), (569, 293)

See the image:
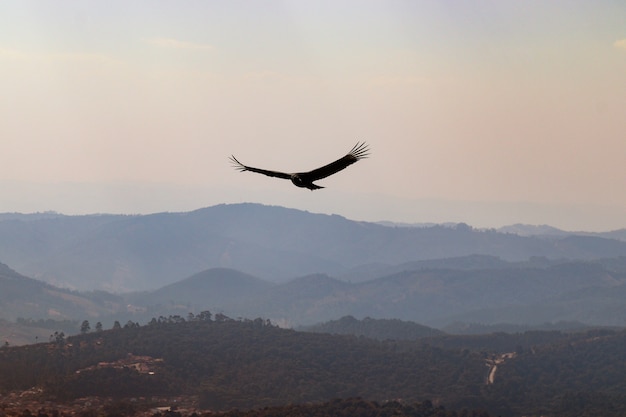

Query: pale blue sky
(1, 1), (625, 230)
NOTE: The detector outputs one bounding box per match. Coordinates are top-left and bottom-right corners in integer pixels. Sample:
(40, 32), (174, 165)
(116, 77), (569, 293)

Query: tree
(197, 310), (212, 322)
(80, 320), (91, 334)
(124, 320), (138, 329)
(95, 322), (103, 332)
(50, 331), (65, 345)
(112, 321), (121, 330)
(215, 313), (232, 322)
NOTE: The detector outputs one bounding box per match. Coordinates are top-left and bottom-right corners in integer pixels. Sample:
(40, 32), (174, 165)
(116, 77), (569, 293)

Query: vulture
(229, 142), (370, 190)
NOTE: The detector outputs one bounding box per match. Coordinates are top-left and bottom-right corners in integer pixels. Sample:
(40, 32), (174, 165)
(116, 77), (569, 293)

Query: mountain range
(1, 203), (626, 335)
(2, 203), (626, 292)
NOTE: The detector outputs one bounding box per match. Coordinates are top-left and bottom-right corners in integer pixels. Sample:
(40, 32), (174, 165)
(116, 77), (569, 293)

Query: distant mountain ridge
(2, 203), (626, 292)
(498, 223), (626, 241)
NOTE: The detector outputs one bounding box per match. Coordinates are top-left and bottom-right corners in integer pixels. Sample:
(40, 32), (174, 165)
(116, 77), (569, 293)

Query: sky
(1, 1), (625, 231)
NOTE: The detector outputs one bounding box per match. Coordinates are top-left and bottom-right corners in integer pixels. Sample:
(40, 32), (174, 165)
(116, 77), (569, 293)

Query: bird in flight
(230, 142), (370, 190)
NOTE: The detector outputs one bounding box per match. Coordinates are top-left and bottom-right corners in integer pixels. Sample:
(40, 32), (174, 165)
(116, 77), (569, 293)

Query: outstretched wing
(301, 142), (370, 182)
(229, 156), (292, 180)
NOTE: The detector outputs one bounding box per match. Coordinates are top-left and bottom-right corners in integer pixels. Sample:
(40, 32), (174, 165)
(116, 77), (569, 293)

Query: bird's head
(290, 174), (304, 187)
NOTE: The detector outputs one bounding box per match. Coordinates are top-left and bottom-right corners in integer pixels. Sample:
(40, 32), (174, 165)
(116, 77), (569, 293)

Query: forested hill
(300, 315), (445, 340)
(1, 317), (625, 416)
(0, 318), (488, 411)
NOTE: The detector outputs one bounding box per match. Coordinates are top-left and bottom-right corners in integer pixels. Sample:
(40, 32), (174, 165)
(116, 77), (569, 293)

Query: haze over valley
(2, 203), (626, 329)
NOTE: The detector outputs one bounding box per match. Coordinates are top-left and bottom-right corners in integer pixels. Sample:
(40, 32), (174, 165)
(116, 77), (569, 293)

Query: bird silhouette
(230, 142), (370, 190)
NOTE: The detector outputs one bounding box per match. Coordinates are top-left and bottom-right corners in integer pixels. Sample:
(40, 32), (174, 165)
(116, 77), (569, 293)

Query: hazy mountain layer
(2, 255), (626, 329)
(2, 203), (626, 292)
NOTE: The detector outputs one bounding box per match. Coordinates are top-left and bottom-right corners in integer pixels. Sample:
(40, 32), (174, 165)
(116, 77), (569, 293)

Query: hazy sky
(1, 1), (625, 231)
